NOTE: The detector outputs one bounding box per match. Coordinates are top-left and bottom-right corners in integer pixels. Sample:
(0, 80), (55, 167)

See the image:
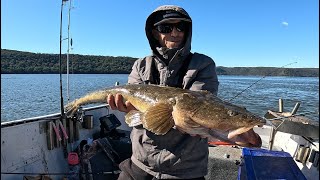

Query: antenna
(228, 62), (298, 102)
(59, 0), (66, 119)
(66, 0), (72, 103)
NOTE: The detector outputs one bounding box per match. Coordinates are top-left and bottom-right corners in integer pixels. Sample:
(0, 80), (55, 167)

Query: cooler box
(238, 148), (307, 180)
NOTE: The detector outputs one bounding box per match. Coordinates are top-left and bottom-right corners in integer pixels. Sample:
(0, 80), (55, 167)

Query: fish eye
(227, 110), (238, 116)
(168, 97), (176, 104)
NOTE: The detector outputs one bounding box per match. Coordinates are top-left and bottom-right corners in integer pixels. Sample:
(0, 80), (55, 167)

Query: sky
(1, 0), (319, 68)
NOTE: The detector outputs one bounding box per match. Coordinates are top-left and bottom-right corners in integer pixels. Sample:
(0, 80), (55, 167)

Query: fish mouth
(254, 115), (266, 124)
(249, 115), (266, 126)
(260, 117), (266, 123)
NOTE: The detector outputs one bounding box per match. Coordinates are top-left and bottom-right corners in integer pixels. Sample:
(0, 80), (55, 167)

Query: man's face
(153, 20), (186, 49)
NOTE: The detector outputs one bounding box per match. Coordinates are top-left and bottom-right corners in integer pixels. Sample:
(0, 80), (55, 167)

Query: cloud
(282, 21), (289, 27)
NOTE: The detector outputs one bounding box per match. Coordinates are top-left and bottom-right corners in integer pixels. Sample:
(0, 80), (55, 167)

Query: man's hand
(107, 94), (137, 113)
(230, 129), (262, 147)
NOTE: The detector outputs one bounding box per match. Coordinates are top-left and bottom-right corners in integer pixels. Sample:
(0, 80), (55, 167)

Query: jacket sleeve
(128, 59), (144, 84)
(186, 54), (219, 95)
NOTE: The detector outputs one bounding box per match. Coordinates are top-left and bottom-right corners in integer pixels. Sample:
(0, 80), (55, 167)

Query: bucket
(83, 115), (94, 129)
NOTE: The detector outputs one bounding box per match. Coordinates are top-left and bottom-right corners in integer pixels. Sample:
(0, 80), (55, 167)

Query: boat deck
(205, 126), (271, 180)
(207, 146), (242, 180)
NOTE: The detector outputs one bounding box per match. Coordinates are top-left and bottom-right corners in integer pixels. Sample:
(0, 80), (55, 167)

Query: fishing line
(228, 61), (298, 102)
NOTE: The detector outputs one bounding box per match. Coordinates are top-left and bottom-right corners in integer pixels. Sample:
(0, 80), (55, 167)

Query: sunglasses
(155, 22), (188, 34)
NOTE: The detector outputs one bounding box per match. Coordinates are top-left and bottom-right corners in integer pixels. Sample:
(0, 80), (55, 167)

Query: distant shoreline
(1, 73), (319, 77)
(1, 49), (319, 77)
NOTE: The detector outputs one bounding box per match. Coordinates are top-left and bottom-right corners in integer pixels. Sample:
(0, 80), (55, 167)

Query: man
(108, 5), (261, 180)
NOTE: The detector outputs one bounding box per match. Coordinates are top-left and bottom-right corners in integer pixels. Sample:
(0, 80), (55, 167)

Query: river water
(1, 74), (319, 122)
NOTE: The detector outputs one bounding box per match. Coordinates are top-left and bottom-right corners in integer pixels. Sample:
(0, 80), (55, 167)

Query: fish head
(173, 92), (265, 138)
(221, 102), (266, 127)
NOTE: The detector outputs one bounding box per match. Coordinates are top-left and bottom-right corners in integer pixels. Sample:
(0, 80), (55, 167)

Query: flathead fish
(65, 84), (265, 145)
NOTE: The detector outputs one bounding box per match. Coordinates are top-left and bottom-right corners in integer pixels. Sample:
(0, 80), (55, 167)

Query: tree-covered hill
(1, 49), (319, 77)
(1, 49), (136, 74)
(216, 66), (319, 77)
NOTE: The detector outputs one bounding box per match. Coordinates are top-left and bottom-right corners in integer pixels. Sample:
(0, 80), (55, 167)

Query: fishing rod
(228, 61), (298, 102)
(59, 0), (65, 120)
(59, 0), (73, 158)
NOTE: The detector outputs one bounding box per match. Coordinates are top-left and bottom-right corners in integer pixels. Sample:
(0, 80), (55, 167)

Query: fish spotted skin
(65, 84), (265, 142)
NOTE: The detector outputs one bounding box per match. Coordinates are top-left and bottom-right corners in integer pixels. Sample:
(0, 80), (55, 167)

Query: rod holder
(278, 99), (283, 113)
(295, 145), (310, 164)
(291, 102), (300, 115)
(47, 121), (54, 150)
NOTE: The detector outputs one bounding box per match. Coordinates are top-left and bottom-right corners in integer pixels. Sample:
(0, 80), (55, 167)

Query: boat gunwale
(1, 104), (109, 128)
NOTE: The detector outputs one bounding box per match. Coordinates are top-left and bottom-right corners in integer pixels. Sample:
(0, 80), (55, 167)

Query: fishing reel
(76, 107), (85, 123)
(66, 107), (85, 122)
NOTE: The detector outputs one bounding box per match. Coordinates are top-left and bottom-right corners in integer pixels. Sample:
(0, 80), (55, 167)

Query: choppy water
(1, 74), (319, 122)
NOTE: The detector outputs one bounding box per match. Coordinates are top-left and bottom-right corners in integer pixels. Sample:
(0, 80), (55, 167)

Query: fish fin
(184, 119), (201, 128)
(174, 118), (203, 136)
(185, 126), (211, 137)
(64, 101), (79, 117)
(209, 129), (254, 147)
(142, 103), (174, 135)
(125, 110), (143, 127)
(228, 126), (253, 139)
(208, 129), (234, 143)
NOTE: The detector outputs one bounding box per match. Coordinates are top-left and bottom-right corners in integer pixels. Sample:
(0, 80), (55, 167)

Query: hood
(145, 5), (192, 64)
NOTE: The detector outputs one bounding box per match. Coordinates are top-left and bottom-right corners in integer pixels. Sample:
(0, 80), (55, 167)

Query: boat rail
(1, 104), (109, 128)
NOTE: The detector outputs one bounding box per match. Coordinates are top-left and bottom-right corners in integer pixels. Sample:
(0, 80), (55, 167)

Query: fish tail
(65, 101), (79, 117)
(64, 90), (110, 117)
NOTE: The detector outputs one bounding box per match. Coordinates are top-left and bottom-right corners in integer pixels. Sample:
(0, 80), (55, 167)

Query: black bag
(79, 137), (132, 180)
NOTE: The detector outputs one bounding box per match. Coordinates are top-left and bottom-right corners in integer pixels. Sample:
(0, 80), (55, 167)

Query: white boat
(1, 104), (132, 180)
(1, 102), (319, 180)
(2, 1), (318, 179)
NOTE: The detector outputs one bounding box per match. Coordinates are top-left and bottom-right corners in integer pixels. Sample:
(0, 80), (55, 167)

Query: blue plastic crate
(238, 148), (307, 180)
